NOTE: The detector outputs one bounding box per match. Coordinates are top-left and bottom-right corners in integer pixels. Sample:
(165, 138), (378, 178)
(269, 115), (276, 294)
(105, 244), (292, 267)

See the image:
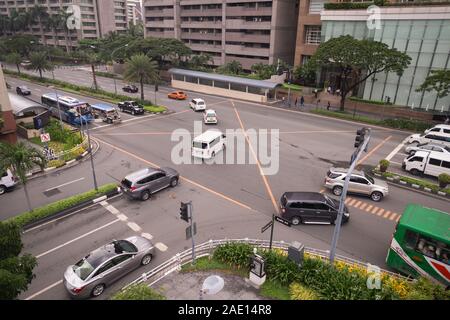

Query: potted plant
(379, 159), (390, 173)
(438, 173), (450, 189)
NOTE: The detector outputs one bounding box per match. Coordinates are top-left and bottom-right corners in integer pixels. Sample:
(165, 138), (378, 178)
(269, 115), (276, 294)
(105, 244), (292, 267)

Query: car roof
(430, 124), (450, 129)
(91, 103), (115, 111)
(205, 109), (216, 113)
(193, 98), (204, 102)
(193, 130), (223, 142)
(329, 167), (364, 176)
(85, 242), (120, 269)
(282, 192), (326, 202)
(125, 167), (159, 181)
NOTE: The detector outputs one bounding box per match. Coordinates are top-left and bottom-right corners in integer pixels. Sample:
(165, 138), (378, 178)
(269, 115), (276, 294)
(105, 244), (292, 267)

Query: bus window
(404, 230), (418, 250)
(415, 235), (438, 259)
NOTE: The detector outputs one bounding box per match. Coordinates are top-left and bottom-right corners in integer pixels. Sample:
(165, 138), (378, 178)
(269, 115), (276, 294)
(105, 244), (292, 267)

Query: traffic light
(180, 201), (190, 222)
(354, 128), (366, 148)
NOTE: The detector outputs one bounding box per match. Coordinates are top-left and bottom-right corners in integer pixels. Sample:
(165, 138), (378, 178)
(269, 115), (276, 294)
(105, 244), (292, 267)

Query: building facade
(321, 5), (450, 111)
(127, 0), (143, 26)
(0, 67), (17, 144)
(0, 0), (128, 47)
(143, 0), (299, 70)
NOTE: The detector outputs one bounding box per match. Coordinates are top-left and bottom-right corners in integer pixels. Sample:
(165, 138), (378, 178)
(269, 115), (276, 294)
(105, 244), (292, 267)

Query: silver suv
(324, 167), (389, 202)
(120, 167), (179, 201)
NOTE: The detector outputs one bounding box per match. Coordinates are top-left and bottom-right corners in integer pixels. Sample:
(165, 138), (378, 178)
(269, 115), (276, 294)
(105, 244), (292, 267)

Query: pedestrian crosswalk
(342, 194), (400, 222)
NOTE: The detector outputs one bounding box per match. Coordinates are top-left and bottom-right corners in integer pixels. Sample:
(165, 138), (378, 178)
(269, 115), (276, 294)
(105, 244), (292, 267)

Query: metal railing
(122, 238), (412, 292)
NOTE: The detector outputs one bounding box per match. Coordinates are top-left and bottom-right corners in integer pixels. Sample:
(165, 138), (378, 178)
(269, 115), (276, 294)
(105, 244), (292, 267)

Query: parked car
(424, 124), (450, 135)
(0, 169), (18, 195)
(190, 98), (206, 111)
(405, 143), (450, 155)
(122, 85), (138, 93)
(402, 150), (450, 177)
(406, 133), (450, 146)
(63, 236), (155, 299)
(203, 109), (217, 124)
(168, 91), (187, 100)
(324, 167), (389, 202)
(120, 167), (179, 201)
(117, 101), (144, 115)
(16, 85), (31, 96)
(280, 192), (349, 225)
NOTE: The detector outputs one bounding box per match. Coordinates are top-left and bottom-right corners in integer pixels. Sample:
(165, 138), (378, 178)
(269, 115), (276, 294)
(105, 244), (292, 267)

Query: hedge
(111, 283), (166, 300)
(6, 183), (118, 228)
(324, 2), (373, 10)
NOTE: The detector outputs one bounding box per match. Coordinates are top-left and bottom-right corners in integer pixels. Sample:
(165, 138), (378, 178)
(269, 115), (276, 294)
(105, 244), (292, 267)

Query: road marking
(357, 135), (392, 166)
(100, 201), (108, 206)
(44, 177), (85, 192)
(383, 210), (391, 218)
(365, 204), (373, 212)
(395, 215), (401, 222)
(105, 205), (120, 215)
(117, 214), (128, 221)
(319, 189), (325, 193)
(141, 233), (153, 240)
(359, 203), (367, 210)
(377, 208), (385, 216)
(127, 222), (142, 232)
(385, 141), (406, 161)
(233, 103), (279, 214)
(94, 137), (254, 212)
(397, 152), (409, 157)
(371, 207), (379, 214)
(348, 199), (357, 206)
(345, 197), (352, 204)
(155, 242), (168, 252)
(24, 280), (63, 300)
(390, 161), (402, 165)
(353, 200), (362, 208)
(389, 213), (398, 221)
(36, 219), (120, 259)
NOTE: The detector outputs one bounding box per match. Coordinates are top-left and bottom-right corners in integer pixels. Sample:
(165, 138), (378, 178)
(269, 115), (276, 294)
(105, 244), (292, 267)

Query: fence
(122, 238), (412, 292)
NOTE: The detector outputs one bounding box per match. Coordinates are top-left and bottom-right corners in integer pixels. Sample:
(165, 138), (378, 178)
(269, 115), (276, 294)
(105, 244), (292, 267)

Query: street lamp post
(110, 43), (129, 94)
(79, 115), (98, 191)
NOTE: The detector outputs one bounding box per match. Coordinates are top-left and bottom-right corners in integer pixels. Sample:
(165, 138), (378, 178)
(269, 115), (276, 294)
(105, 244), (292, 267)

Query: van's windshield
(193, 141), (208, 149)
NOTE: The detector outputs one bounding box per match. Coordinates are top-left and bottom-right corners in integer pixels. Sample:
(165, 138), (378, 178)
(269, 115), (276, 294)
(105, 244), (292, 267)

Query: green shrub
(260, 249), (300, 285)
(379, 159), (390, 172)
(289, 282), (320, 300)
(405, 277), (450, 300)
(6, 183), (118, 228)
(381, 118), (431, 132)
(324, 2), (372, 10)
(438, 173), (450, 187)
(143, 105), (166, 113)
(260, 280), (291, 300)
(47, 159), (65, 168)
(62, 146), (85, 161)
(349, 96), (391, 105)
(213, 243), (253, 269)
(111, 283), (166, 300)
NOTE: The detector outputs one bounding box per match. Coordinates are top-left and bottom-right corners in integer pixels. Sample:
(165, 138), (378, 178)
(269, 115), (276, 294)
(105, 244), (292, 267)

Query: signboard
(185, 222), (197, 240)
(40, 133), (51, 143)
(274, 216), (292, 227)
(261, 221), (273, 233)
(33, 110), (51, 130)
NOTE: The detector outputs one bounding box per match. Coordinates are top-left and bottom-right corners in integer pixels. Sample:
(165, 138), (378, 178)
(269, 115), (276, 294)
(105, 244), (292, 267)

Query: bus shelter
(168, 68), (280, 103)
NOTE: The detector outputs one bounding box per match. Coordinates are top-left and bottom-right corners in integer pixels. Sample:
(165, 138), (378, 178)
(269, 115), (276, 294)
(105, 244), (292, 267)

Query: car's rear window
(73, 259), (94, 280)
(327, 170), (341, 179)
(121, 179), (132, 188)
(193, 141), (208, 149)
(116, 240), (138, 253)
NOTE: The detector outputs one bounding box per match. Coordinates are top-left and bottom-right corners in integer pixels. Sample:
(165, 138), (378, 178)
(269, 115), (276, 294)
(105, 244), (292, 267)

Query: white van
(190, 98), (206, 111)
(402, 150), (450, 177)
(406, 132), (450, 146)
(0, 169), (18, 195)
(424, 124), (450, 135)
(192, 130), (226, 159)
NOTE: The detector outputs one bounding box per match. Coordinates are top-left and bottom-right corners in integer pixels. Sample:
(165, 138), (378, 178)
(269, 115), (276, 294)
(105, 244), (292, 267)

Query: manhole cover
(43, 188), (61, 197)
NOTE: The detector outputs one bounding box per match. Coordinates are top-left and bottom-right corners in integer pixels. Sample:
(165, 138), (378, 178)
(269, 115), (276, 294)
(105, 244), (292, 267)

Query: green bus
(386, 204), (449, 287)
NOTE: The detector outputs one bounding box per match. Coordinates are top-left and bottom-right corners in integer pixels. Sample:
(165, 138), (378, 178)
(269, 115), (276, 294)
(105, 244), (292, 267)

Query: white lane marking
(100, 201), (108, 206)
(36, 219), (120, 259)
(155, 242), (168, 252)
(105, 205), (120, 215)
(25, 280), (63, 300)
(117, 214), (128, 221)
(44, 177), (85, 192)
(397, 152), (409, 157)
(127, 222), (142, 232)
(390, 161), (402, 165)
(385, 141), (406, 161)
(90, 113), (157, 130)
(141, 232), (153, 240)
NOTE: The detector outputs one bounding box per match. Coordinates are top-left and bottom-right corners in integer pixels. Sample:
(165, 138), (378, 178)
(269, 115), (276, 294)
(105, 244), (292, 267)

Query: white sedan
(203, 109), (218, 124)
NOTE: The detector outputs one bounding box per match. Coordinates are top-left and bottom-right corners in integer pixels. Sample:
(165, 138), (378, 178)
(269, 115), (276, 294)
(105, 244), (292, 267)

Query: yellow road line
(377, 208), (385, 216)
(371, 207), (379, 214)
(345, 197), (352, 204)
(383, 210), (391, 218)
(365, 205), (373, 212)
(353, 200), (362, 208)
(233, 104), (279, 214)
(357, 135), (392, 166)
(389, 213), (398, 221)
(359, 203), (367, 210)
(348, 199), (356, 206)
(395, 215), (401, 222)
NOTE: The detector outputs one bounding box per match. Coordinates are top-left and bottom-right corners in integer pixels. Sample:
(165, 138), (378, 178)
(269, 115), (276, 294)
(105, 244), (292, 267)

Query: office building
(127, 0), (143, 26)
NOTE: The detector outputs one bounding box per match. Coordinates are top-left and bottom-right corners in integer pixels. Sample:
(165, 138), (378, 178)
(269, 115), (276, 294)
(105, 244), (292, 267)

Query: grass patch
(94, 71), (120, 79)
(6, 183), (118, 228)
(111, 283), (165, 300)
(349, 96), (392, 105)
(143, 105), (166, 113)
(260, 279), (291, 300)
(181, 256), (247, 277)
(282, 83), (302, 91)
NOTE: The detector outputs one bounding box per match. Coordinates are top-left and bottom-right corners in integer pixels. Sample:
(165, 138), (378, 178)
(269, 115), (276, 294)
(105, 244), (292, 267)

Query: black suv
(122, 85), (138, 93)
(280, 192), (349, 225)
(118, 101), (144, 115)
(16, 86), (31, 95)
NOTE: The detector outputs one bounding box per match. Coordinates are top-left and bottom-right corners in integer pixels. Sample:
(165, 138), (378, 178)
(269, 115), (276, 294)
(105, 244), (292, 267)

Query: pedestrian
(327, 86), (331, 94)
(327, 101), (331, 110)
(294, 97), (298, 107)
(300, 96), (305, 108)
(313, 89), (318, 99)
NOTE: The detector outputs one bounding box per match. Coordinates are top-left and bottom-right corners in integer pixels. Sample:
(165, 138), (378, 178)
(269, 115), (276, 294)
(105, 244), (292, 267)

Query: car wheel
(370, 191), (383, 202)
(91, 284), (105, 297)
(332, 186), (343, 196)
(141, 190), (150, 201)
(170, 178), (178, 187)
(291, 216), (302, 225)
(410, 169), (421, 176)
(0, 185), (6, 195)
(131, 110), (135, 115)
(141, 254), (153, 266)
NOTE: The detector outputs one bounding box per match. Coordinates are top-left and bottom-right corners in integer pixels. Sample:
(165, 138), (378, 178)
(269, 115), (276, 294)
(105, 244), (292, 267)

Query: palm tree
(0, 15), (9, 36)
(58, 10), (73, 53)
(0, 142), (46, 212)
(31, 5), (49, 46)
(5, 52), (22, 74)
(29, 51), (53, 79)
(47, 14), (62, 48)
(123, 54), (160, 101)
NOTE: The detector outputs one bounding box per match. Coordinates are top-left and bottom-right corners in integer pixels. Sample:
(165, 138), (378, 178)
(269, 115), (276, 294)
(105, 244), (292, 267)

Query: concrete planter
(387, 177), (394, 181)
(411, 184), (420, 189)
(424, 187), (432, 192)
(438, 191), (446, 196)
(399, 180), (407, 185)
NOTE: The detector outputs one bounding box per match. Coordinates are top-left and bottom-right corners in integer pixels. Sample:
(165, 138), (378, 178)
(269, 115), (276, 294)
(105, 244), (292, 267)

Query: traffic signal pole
(188, 202), (196, 265)
(329, 128), (371, 263)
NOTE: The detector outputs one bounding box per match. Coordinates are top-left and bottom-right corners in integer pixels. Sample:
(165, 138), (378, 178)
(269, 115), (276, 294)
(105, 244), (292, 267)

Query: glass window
(441, 161), (450, 169)
(289, 202), (303, 209)
(313, 203), (329, 211)
(93, 261), (115, 277)
(404, 230), (418, 250)
(116, 240), (137, 253)
(73, 259), (95, 280)
(112, 254), (133, 265)
(429, 158), (441, 166)
(409, 156), (424, 162)
(423, 21), (441, 39)
(153, 172), (166, 180)
(305, 25), (321, 45)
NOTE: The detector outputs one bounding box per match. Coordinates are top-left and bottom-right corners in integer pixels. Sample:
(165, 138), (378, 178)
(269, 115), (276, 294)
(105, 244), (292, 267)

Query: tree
(123, 54), (160, 101)
(47, 14), (63, 48)
(250, 63), (277, 79)
(5, 52), (22, 74)
(0, 221), (37, 300)
(305, 35), (411, 111)
(417, 69), (450, 99)
(218, 60), (243, 75)
(29, 51), (53, 79)
(0, 142), (46, 212)
(188, 53), (213, 71)
(31, 5), (49, 46)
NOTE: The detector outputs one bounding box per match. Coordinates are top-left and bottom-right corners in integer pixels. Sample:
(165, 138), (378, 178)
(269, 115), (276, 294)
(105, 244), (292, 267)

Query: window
(305, 26), (321, 45)
(350, 176), (369, 184)
(299, 202), (316, 210)
(428, 158), (441, 166)
(442, 161), (450, 169)
(313, 203), (329, 211)
(93, 261), (115, 277)
(444, 129), (450, 134)
(210, 137), (220, 148)
(137, 176), (152, 184)
(404, 230), (419, 250)
(429, 128), (440, 132)
(153, 172), (165, 180)
(112, 254), (133, 265)
(289, 202), (303, 209)
(431, 147), (443, 152)
(409, 156), (423, 162)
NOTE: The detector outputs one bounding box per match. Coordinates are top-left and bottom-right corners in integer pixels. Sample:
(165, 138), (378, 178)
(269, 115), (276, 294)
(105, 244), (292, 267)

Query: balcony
(188, 43), (222, 53)
(180, 20), (222, 29)
(225, 19), (271, 30)
(225, 6), (272, 17)
(225, 32), (269, 44)
(146, 30), (175, 38)
(144, 0), (174, 7)
(225, 44), (269, 58)
(146, 8), (174, 17)
(180, 8), (222, 17)
(181, 32), (222, 41)
(145, 19), (175, 29)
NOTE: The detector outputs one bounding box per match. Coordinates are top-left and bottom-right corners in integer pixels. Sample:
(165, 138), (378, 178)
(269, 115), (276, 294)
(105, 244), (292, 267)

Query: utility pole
(84, 118), (98, 191)
(180, 201), (196, 264)
(329, 128), (371, 263)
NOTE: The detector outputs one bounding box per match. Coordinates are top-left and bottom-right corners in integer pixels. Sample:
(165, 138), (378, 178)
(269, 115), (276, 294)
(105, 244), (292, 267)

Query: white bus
(402, 150), (450, 177)
(192, 130), (226, 160)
